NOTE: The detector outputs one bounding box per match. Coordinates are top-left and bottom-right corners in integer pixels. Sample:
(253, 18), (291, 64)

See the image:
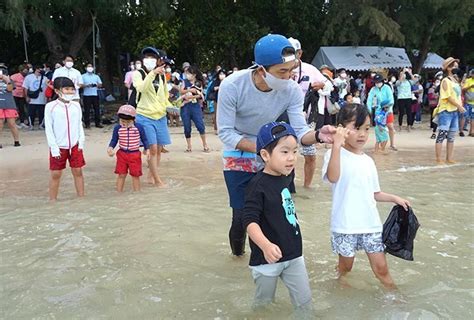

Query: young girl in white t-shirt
(322, 103), (410, 289)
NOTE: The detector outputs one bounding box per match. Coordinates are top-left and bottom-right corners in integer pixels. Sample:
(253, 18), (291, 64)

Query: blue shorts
(136, 114), (171, 146)
(223, 171), (256, 209)
(437, 110), (459, 132)
(464, 104), (474, 120)
(331, 232), (384, 257)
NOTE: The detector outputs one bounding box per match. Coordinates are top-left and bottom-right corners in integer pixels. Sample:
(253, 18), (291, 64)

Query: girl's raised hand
(333, 126), (349, 148)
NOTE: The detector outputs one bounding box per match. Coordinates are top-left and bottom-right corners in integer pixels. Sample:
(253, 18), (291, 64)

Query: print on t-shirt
(281, 188), (298, 235)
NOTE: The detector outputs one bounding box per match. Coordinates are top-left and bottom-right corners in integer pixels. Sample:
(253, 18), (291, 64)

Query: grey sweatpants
(250, 256), (312, 309)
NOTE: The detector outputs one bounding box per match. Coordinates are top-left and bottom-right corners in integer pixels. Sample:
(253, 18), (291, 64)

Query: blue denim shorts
(331, 232), (384, 257)
(437, 110), (459, 132)
(465, 104), (474, 120)
(136, 114), (171, 146)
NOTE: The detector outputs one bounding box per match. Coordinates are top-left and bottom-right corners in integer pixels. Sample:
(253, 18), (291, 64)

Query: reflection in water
(0, 147), (473, 319)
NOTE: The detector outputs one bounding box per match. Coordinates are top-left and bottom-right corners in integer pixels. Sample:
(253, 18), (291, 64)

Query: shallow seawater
(0, 146), (473, 319)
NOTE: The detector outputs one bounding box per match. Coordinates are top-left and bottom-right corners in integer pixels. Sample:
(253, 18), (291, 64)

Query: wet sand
(1, 120), (473, 319)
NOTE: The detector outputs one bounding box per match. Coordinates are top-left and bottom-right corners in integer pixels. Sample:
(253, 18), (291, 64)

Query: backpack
(128, 69), (146, 108)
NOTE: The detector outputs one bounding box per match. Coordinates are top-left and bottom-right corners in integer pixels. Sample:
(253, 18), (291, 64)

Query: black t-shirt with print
(242, 171), (302, 266)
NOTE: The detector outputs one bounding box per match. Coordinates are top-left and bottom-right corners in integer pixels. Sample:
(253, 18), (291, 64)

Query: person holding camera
(395, 67), (416, 132)
(22, 65), (48, 130)
(82, 63), (103, 129)
(0, 63), (21, 148)
(132, 46), (171, 187)
(180, 65), (210, 153)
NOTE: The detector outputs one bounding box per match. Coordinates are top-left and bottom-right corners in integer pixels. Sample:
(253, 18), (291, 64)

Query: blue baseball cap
(254, 34), (296, 66)
(257, 122), (297, 154)
(141, 46), (165, 58)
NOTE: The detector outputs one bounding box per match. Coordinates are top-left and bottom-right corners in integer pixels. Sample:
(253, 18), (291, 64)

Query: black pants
(28, 104), (45, 126)
(229, 208), (247, 256)
(430, 107), (438, 132)
(14, 97), (27, 123)
(398, 98), (412, 127)
(83, 95), (100, 126)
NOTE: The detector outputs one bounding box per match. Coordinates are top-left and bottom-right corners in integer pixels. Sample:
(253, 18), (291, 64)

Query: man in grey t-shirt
(217, 34), (335, 256)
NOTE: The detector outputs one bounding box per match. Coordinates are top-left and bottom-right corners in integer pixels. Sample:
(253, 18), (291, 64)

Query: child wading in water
(107, 105), (149, 192)
(374, 100), (390, 154)
(44, 77), (85, 201)
(243, 122), (312, 313)
(322, 104), (410, 289)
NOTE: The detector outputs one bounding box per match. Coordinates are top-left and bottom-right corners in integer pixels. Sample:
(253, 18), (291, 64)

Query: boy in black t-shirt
(242, 122), (312, 311)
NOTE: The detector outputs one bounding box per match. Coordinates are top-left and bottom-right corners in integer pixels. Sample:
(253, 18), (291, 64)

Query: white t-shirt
(322, 147), (382, 234)
(52, 66), (83, 99)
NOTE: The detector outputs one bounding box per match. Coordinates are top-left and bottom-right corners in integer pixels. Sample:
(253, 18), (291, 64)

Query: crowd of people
(0, 33), (473, 315)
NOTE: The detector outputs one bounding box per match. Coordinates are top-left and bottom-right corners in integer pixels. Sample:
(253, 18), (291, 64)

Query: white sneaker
(20, 123), (29, 129)
(16, 124), (22, 129)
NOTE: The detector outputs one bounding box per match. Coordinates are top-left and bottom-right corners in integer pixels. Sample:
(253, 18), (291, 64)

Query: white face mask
(434, 80), (441, 86)
(65, 61), (74, 69)
(166, 67), (172, 73)
(61, 93), (75, 102)
(340, 73), (347, 79)
(376, 82), (383, 88)
(86, 67), (94, 73)
(371, 73), (376, 78)
(143, 58), (157, 71)
(218, 74), (226, 81)
(135, 63), (142, 69)
(28, 68), (33, 73)
(390, 77), (396, 83)
(262, 68), (290, 91)
(130, 65), (135, 71)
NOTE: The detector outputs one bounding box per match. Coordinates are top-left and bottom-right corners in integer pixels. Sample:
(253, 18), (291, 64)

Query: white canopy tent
(311, 46), (412, 71)
(421, 52), (444, 70)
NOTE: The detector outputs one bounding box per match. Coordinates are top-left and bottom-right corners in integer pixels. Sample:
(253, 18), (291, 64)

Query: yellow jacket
(133, 70), (169, 120)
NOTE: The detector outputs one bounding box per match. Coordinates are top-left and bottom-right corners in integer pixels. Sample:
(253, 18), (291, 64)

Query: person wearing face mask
(432, 57), (466, 164)
(395, 67), (417, 132)
(52, 54), (83, 101)
(81, 63), (103, 128)
(124, 61), (136, 99)
(334, 69), (350, 101)
(10, 65), (30, 128)
(132, 46), (171, 187)
(22, 64), (48, 130)
(367, 74), (395, 150)
(210, 69), (226, 134)
(411, 74), (424, 126)
(217, 34), (336, 257)
(179, 65), (209, 152)
(428, 78), (441, 138)
(44, 77), (86, 201)
(363, 71), (376, 103)
(461, 69), (474, 137)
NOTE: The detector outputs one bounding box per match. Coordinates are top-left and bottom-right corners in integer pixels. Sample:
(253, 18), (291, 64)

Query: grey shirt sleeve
(286, 87), (311, 142)
(217, 80), (243, 149)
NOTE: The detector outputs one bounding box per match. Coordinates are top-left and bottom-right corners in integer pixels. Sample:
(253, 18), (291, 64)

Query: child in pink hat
(107, 105), (149, 192)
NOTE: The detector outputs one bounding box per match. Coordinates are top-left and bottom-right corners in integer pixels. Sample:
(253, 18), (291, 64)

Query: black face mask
(451, 68), (462, 77)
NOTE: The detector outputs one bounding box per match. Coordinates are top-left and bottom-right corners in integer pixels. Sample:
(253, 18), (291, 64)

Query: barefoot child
(44, 77), (85, 201)
(242, 122), (312, 312)
(107, 105), (149, 192)
(322, 104), (410, 289)
(374, 100), (390, 154)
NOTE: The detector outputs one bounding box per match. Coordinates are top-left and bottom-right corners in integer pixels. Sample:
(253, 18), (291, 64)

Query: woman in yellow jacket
(433, 57), (466, 164)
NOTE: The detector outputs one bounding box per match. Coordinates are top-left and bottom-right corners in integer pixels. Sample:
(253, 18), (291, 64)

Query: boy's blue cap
(257, 122), (297, 154)
(254, 34), (296, 66)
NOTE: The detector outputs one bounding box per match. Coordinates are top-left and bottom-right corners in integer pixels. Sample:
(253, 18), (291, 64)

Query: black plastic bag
(382, 205), (420, 261)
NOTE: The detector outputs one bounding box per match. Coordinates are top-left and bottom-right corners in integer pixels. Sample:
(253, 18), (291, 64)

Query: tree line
(1, 0), (473, 92)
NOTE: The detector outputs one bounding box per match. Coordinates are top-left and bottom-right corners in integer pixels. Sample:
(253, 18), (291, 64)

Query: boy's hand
(107, 147), (114, 157)
(333, 126), (349, 148)
(262, 242), (282, 264)
(318, 125), (337, 143)
(394, 196), (410, 211)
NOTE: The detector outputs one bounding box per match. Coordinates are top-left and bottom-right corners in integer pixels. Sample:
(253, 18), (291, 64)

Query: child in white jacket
(44, 77), (85, 201)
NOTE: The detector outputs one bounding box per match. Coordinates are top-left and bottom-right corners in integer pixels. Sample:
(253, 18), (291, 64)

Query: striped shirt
(108, 123), (149, 152)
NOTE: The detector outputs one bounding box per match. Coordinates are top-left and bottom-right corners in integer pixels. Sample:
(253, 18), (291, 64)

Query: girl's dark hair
(337, 103), (369, 129)
(186, 65), (204, 83)
(53, 77), (75, 89)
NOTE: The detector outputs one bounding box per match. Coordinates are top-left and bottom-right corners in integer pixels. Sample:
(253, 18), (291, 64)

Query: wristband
(315, 130), (323, 143)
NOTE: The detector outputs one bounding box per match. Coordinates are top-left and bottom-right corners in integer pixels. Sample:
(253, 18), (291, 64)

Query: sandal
(389, 146), (398, 151)
(203, 146), (211, 153)
(185, 148), (192, 153)
(430, 133), (436, 139)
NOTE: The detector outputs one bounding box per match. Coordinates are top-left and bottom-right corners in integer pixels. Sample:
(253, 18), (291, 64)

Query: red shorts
(0, 109), (19, 119)
(115, 149), (142, 177)
(49, 144), (86, 170)
(387, 113), (394, 124)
